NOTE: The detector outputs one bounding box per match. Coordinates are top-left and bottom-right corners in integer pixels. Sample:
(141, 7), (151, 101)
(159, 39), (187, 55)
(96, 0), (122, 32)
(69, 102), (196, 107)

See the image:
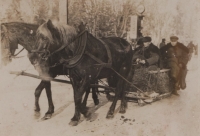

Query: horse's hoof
(106, 112), (114, 119)
(34, 111), (41, 119)
(34, 106), (40, 112)
(84, 111), (91, 118)
(94, 99), (99, 105)
(69, 120), (79, 126)
(34, 111), (40, 115)
(41, 113), (52, 120)
(119, 108), (126, 114)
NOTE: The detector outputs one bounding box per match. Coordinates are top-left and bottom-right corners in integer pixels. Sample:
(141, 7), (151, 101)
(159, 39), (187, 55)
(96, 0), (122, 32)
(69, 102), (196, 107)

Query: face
(171, 41), (177, 46)
(143, 42), (150, 47)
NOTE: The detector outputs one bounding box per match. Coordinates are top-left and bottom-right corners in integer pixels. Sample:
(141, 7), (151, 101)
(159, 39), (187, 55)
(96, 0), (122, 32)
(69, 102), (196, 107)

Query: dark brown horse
(32, 20), (133, 126)
(1, 22), (99, 119)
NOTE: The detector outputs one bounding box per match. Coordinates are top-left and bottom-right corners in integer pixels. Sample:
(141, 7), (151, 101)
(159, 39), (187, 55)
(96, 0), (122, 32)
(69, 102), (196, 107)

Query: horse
(32, 20), (133, 126)
(1, 22), (99, 119)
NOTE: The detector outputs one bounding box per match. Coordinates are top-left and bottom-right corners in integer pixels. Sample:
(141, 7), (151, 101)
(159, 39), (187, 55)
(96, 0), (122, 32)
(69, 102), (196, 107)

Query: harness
(32, 30), (145, 93)
(44, 30), (112, 69)
(1, 25), (25, 58)
(59, 30), (89, 68)
(85, 38), (112, 68)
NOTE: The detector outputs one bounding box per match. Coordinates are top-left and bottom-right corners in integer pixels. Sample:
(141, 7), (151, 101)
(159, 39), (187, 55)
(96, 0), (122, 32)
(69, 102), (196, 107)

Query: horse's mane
(1, 22), (38, 28)
(1, 22), (38, 41)
(36, 21), (77, 47)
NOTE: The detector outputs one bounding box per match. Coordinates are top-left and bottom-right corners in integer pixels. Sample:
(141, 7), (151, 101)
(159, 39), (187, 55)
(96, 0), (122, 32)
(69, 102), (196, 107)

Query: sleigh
(10, 68), (172, 106)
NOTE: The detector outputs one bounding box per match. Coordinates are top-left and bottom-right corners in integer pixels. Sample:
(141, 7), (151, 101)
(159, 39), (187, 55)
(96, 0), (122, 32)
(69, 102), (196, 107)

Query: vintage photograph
(0, 0), (200, 136)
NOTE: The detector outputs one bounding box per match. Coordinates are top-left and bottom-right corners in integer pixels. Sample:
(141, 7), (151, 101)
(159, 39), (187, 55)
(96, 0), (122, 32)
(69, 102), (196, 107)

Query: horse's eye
(43, 37), (47, 40)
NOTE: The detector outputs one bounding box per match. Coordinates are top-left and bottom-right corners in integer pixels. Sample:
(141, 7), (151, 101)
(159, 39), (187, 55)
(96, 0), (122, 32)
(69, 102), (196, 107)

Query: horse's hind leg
(92, 80), (99, 105)
(34, 80), (46, 112)
(106, 65), (131, 119)
(82, 80), (99, 107)
(106, 76), (118, 101)
(43, 81), (54, 119)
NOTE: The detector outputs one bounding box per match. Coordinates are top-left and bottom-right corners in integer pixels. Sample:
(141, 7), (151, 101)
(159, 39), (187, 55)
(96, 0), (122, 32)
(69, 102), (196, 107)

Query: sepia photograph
(0, 0), (200, 136)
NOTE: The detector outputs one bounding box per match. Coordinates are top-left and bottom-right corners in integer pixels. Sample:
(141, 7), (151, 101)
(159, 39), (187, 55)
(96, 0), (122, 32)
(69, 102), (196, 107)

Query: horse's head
(32, 19), (77, 76)
(34, 20), (77, 57)
(1, 22), (38, 52)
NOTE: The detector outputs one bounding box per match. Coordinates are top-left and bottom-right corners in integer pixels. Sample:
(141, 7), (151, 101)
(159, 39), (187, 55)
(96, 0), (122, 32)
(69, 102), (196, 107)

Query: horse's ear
(46, 19), (60, 41)
(47, 19), (55, 31)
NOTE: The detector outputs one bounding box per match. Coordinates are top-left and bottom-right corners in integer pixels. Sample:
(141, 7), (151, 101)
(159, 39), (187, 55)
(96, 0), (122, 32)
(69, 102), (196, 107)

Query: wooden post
(0, 21), (1, 68)
(59, 0), (68, 24)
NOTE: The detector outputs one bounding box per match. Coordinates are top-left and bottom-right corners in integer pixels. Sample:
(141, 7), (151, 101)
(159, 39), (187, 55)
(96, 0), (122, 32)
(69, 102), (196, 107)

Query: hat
(137, 38), (143, 46)
(142, 36), (152, 42)
(170, 36), (179, 42)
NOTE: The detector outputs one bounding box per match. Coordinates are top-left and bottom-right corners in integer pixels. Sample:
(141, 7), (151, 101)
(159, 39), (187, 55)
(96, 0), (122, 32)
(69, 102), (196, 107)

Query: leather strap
(98, 38), (112, 64)
(62, 31), (88, 68)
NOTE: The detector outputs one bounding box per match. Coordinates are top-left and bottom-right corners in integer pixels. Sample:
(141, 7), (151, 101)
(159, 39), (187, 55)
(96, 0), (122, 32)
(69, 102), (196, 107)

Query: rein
(49, 30), (87, 57)
(31, 30), (87, 57)
(11, 48), (25, 57)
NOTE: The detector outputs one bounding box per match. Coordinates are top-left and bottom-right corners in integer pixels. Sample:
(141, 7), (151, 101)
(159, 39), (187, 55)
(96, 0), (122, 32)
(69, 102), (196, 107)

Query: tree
(4, 0), (23, 22)
(68, 0), (138, 38)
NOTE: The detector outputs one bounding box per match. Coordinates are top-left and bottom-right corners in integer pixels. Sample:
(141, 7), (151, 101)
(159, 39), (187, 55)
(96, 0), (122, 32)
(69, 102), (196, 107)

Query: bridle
(1, 31), (25, 59)
(31, 30), (87, 61)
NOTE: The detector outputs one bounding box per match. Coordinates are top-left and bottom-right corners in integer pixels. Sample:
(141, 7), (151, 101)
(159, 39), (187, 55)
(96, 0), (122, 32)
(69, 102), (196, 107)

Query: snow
(0, 55), (199, 136)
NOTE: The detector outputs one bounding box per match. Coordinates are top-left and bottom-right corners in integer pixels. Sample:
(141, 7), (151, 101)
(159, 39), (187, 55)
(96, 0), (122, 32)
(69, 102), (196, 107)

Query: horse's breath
(34, 19), (133, 126)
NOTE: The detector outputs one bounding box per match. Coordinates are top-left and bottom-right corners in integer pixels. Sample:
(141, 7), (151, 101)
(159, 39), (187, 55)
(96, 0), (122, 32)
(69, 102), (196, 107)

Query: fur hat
(142, 36), (152, 42)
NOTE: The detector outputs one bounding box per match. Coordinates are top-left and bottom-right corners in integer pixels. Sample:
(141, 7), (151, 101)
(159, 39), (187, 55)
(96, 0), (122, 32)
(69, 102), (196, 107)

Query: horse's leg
(34, 80), (46, 112)
(81, 87), (90, 108)
(43, 81), (54, 119)
(69, 74), (89, 126)
(106, 76), (118, 101)
(92, 80), (99, 105)
(119, 65), (133, 113)
(106, 64), (131, 119)
(81, 80), (99, 108)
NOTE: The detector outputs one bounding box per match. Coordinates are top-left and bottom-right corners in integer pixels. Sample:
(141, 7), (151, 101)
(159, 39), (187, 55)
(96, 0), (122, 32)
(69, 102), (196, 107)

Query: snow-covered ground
(0, 53), (199, 136)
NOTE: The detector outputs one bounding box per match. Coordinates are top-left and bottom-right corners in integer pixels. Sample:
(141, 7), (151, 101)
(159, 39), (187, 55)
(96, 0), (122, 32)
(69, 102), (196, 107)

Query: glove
(136, 58), (141, 64)
(179, 63), (186, 69)
(139, 60), (146, 64)
(179, 63), (183, 68)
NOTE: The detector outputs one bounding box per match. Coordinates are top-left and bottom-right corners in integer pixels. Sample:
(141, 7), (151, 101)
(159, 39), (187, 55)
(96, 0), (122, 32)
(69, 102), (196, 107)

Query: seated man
(134, 36), (159, 70)
(160, 36), (189, 95)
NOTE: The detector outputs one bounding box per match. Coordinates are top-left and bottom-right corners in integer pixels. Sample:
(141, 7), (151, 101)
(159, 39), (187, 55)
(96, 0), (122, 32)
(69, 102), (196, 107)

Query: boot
(171, 79), (179, 96)
(180, 68), (187, 90)
(172, 89), (179, 96)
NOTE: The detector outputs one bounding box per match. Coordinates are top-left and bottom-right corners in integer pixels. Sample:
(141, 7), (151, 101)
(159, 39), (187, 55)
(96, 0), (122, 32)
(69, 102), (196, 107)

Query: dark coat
(160, 42), (189, 87)
(159, 42), (166, 49)
(160, 42), (189, 68)
(135, 43), (160, 67)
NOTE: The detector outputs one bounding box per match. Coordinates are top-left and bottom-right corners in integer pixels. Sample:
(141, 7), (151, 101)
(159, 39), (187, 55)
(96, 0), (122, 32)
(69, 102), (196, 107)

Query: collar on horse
(59, 30), (88, 68)
(60, 31), (112, 69)
(32, 30), (112, 69)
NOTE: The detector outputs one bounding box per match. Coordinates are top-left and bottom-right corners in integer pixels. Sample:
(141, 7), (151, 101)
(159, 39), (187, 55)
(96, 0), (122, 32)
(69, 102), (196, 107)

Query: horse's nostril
(33, 62), (39, 66)
(32, 59), (38, 65)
